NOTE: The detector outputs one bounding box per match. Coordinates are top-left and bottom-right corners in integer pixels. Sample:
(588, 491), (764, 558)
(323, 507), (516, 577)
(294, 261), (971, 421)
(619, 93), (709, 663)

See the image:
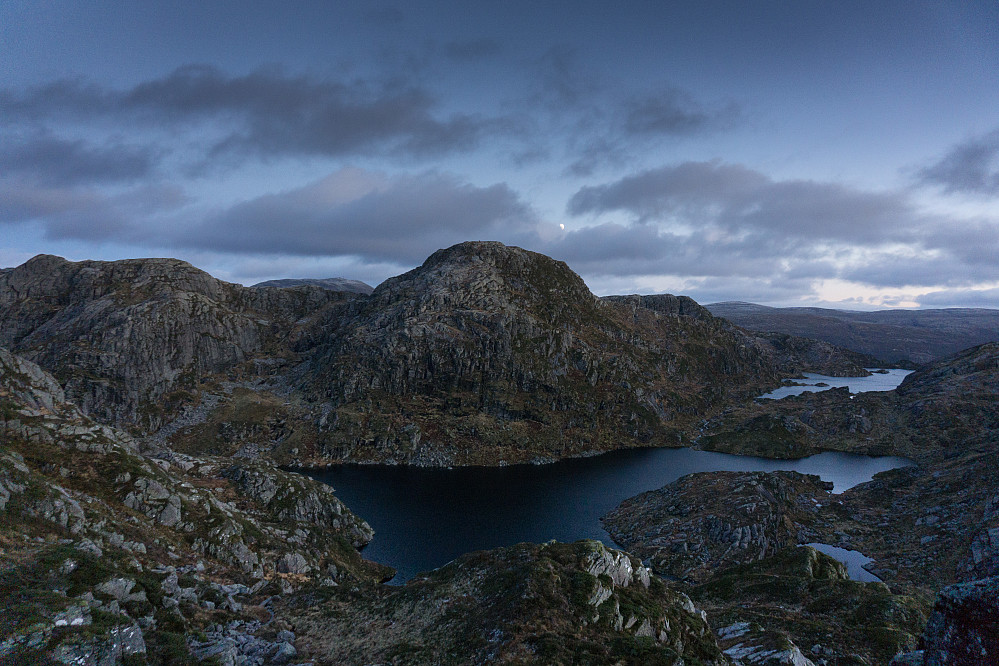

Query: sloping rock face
(745, 331), (880, 377)
(302, 241), (788, 464)
(0, 254), (355, 430)
(289, 540), (729, 665)
(693, 547), (928, 666)
(0, 347), (389, 664)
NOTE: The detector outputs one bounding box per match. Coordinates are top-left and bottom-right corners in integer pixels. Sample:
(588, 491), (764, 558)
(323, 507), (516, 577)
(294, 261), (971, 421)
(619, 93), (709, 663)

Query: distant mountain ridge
(251, 277), (374, 294)
(706, 301), (999, 364)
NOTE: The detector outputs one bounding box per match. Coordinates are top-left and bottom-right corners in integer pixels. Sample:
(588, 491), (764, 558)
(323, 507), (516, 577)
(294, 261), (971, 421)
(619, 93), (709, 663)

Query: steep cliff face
(301, 241), (786, 464)
(0, 254), (356, 430)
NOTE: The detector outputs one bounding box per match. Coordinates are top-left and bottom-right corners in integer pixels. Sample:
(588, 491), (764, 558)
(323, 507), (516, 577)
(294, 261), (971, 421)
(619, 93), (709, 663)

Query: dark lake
(308, 447), (911, 583)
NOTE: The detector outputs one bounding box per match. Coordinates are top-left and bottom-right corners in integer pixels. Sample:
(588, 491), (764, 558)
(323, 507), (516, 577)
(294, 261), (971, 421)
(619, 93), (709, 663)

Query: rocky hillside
(604, 343), (999, 664)
(251, 277), (374, 294)
(673, 344), (999, 589)
(0, 254), (360, 431)
(0, 244), (882, 467)
(298, 242), (881, 465)
(706, 301), (999, 364)
(1, 346), (744, 664)
(289, 540), (728, 665)
(0, 347), (389, 663)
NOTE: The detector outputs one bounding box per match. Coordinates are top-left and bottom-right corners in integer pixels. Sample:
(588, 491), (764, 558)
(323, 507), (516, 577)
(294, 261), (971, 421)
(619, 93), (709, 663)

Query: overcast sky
(2, 1), (998, 308)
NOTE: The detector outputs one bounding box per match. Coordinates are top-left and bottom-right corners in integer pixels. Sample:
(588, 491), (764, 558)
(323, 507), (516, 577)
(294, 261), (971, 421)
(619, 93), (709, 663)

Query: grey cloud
(916, 287), (999, 308)
(539, 221), (815, 282)
(0, 133), (158, 185)
(925, 220), (999, 267)
(624, 88), (740, 136)
(0, 78), (117, 119)
(0, 178), (187, 241)
(567, 161), (915, 244)
(2, 65), (507, 160)
(182, 170), (539, 265)
(0, 180), (127, 240)
(671, 276), (818, 306)
(917, 129), (999, 195)
(556, 160), (999, 294)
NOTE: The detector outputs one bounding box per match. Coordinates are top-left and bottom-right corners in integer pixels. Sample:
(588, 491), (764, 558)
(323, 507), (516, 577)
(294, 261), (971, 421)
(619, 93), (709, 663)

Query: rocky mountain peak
(371, 241), (597, 320)
(2, 254), (233, 305)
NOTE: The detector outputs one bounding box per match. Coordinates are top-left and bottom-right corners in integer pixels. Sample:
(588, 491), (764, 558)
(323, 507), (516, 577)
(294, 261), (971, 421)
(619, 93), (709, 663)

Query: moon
(559, 223), (565, 230)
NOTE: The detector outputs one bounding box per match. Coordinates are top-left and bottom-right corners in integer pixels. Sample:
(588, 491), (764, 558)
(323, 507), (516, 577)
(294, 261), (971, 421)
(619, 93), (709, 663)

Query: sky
(2, 1), (999, 309)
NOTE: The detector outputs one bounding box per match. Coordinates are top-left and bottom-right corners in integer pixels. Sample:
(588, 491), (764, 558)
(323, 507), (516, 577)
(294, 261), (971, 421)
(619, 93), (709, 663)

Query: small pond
(309, 447), (911, 583)
(804, 542), (882, 582)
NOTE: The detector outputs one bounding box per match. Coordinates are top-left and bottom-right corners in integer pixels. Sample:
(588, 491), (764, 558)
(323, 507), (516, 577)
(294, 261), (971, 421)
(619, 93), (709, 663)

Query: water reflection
(804, 542), (882, 582)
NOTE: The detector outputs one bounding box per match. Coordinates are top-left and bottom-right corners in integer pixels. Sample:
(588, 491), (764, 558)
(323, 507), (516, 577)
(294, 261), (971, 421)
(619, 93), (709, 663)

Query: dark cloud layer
(552, 160), (999, 296)
(918, 129), (999, 195)
(567, 161), (915, 244)
(0, 133), (158, 185)
(1, 66), (506, 161)
(184, 170), (538, 264)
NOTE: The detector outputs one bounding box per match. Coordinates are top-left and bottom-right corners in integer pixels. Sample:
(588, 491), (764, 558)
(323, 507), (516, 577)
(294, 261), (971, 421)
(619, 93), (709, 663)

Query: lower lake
(308, 447), (911, 583)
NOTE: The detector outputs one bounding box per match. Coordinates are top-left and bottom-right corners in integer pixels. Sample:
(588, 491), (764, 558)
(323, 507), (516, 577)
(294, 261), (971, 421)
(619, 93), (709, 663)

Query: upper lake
(309, 447), (911, 583)
(759, 368), (913, 400)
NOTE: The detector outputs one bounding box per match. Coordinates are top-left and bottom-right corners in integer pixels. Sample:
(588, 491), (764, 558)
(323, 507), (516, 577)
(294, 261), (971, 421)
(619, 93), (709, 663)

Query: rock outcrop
(602, 471), (833, 582)
(911, 576), (998, 665)
(0, 347), (388, 664)
(694, 547), (928, 666)
(289, 540), (729, 665)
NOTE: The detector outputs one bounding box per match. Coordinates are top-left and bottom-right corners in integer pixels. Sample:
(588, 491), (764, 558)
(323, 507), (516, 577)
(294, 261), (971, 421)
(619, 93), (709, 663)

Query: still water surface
(759, 368), (912, 400)
(309, 447), (911, 583)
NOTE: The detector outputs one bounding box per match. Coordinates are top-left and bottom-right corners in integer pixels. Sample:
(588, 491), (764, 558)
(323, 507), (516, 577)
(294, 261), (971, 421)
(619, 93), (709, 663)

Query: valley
(0, 242), (996, 664)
